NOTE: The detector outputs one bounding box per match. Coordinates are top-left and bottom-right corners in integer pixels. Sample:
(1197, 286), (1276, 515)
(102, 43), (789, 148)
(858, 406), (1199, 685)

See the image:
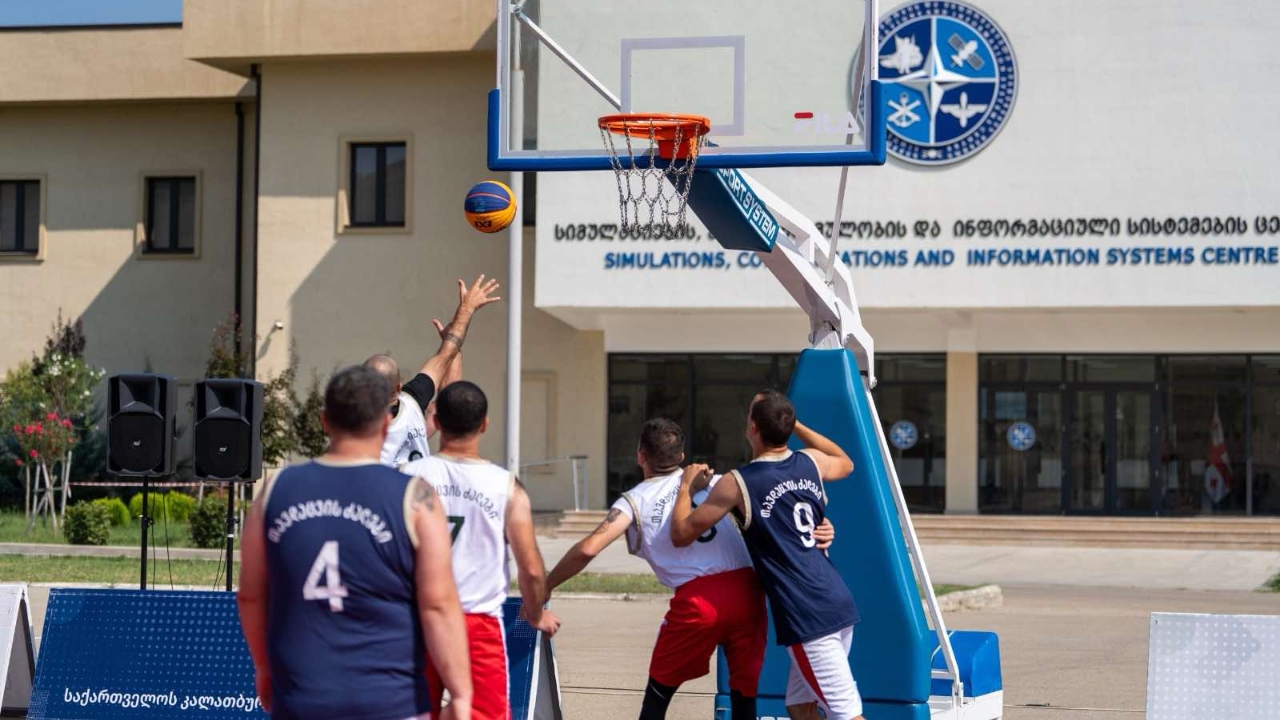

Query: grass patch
(0, 511), (195, 548)
(933, 584), (978, 596)
(0, 554), (232, 588)
(1264, 572), (1280, 593)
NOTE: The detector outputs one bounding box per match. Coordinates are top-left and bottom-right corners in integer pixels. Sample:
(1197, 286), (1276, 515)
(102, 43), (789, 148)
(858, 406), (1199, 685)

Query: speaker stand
(224, 486), (237, 592)
(139, 474), (151, 590)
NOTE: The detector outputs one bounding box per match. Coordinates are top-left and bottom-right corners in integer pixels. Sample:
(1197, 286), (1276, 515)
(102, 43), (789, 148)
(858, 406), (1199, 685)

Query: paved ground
(530, 536), (1280, 592)
(550, 585), (1280, 720)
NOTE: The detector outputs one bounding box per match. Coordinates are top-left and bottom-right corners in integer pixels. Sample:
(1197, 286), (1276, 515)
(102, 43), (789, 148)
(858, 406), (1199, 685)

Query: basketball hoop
(598, 113), (711, 237)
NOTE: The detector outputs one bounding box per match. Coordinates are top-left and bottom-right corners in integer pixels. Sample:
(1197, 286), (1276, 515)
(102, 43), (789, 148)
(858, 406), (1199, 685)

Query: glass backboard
(490, 0), (883, 171)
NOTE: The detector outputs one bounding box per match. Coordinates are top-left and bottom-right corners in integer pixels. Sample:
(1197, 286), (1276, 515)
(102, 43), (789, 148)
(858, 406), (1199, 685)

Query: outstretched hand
(457, 274), (501, 314)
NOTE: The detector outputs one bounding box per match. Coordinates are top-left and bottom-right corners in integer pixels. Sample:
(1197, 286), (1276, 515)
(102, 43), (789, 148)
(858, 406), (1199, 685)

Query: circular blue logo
(889, 420), (919, 450)
(876, 1), (1018, 165)
(1007, 422), (1036, 452)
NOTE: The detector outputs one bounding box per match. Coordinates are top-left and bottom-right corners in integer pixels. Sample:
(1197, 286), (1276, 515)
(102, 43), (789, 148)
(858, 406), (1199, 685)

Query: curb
(934, 584), (1003, 612)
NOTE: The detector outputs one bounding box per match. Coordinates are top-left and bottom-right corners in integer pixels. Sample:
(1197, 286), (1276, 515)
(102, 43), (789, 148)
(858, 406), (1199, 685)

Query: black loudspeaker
(194, 379), (264, 481)
(108, 374), (178, 476)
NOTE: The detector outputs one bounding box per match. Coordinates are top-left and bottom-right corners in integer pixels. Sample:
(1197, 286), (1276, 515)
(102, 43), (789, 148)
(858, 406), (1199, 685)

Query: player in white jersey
(365, 275), (501, 466)
(403, 381), (559, 720)
(545, 418), (834, 720)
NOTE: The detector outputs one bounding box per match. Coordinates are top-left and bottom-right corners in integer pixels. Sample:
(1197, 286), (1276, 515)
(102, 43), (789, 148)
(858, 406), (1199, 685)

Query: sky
(0, 0), (182, 28)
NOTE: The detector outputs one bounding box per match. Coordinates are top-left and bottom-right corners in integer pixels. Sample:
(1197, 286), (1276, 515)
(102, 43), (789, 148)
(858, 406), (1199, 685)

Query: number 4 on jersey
(303, 541), (349, 612)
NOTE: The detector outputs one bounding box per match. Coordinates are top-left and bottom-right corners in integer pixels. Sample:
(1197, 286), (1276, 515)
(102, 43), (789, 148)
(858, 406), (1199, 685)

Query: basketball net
(599, 115), (710, 238)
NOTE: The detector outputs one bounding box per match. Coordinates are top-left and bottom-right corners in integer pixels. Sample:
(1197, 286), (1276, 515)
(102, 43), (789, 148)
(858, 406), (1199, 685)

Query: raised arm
(505, 480), (560, 635)
(545, 505), (631, 594)
(670, 464), (742, 547)
(236, 498), (273, 712)
(794, 420), (854, 481)
(410, 478), (473, 720)
(418, 275), (500, 392)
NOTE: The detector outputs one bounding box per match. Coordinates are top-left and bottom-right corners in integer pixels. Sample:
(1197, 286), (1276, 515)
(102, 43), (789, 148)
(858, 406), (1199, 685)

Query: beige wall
(252, 56), (606, 508)
(0, 27), (247, 104)
(944, 351), (979, 514)
(185, 0), (495, 72)
(0, 102), (242, 384)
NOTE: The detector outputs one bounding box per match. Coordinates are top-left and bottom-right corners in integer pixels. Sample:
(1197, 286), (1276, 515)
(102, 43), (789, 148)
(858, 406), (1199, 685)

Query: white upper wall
(535, 0), (1280, 318)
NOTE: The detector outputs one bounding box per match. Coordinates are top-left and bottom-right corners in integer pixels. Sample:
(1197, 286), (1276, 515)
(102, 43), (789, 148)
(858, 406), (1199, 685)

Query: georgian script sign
(28, 589), (558, 720)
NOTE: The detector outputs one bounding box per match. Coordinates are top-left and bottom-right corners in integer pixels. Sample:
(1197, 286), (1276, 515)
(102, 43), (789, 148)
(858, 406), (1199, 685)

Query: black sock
(638, 677), (680, 720)
(729, 689), (756, 720)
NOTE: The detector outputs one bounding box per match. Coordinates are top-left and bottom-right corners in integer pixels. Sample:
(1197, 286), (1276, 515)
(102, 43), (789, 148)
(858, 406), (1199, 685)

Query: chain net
(600, 120), (707, 238)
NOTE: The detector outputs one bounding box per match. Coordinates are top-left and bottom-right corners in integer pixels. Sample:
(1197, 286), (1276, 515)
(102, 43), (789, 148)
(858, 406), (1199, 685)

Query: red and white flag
(1204, 400), (1233, 504)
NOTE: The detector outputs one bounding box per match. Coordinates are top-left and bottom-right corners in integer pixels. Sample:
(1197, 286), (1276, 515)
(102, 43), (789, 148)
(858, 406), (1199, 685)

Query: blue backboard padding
(29, 589), (543, 719)
(930, 631), (1003, 699)
(683, 168), (778, 252)
(487, 83), (887, 172)
(752, 349), (934, 704)
(714, 695), (931, 720)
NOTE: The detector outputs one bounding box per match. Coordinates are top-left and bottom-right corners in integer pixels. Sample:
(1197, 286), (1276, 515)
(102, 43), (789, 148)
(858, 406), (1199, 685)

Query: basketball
(464, 180), (516, 233)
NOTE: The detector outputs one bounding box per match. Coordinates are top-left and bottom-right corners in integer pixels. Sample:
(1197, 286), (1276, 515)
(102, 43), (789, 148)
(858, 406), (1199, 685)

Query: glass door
(1068, 388), (1157, 513)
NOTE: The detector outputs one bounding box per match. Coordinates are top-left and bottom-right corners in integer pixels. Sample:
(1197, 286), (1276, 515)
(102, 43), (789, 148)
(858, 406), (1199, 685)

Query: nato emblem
(876, 1), (1018, 165)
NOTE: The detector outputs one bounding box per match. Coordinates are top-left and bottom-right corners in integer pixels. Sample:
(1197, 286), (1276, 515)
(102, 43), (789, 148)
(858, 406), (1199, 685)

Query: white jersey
(401, 454), (512, 618)
(613, 471), (753, 589)
(380, 392), (430, 466)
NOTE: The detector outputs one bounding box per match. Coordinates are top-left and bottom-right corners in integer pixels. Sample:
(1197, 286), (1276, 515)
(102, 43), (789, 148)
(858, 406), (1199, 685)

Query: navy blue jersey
(732, 451), (859, 646)
(262, 460), (429, 720)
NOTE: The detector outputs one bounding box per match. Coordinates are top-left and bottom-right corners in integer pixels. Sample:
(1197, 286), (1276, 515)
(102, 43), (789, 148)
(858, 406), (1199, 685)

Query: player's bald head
(363, 354), (401, 395)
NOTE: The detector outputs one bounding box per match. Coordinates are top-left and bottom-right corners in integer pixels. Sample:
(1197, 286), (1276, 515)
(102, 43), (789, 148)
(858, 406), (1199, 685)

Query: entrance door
(1068, 388), (1156, 513)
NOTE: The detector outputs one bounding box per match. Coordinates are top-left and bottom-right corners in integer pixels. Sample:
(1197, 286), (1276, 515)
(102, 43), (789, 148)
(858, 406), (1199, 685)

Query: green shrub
(164, 491), (197, 523)
(190, 493), (228, 549)
(91, 497), (131, 527)
(64, 502), (111, 545)
(128, 491), (196, 522)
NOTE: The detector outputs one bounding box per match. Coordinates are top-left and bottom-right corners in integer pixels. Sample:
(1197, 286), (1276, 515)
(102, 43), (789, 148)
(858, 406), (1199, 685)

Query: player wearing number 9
(670, 389), (866, 720)
(543, 418), (836, 720)
(401, 381), (560, 720)
(237, 366), (473, 720)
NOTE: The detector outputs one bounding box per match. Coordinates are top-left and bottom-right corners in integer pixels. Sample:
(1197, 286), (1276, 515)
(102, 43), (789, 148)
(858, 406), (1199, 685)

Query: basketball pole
(504, 31), (524, 475)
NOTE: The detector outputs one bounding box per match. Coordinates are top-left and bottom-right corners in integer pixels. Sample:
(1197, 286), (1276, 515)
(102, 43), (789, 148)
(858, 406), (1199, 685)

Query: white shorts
(786, 626), (862, 719)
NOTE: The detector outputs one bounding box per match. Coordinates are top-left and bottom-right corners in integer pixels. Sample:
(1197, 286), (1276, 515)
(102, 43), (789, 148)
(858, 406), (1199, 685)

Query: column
(945, 350), (979, 514)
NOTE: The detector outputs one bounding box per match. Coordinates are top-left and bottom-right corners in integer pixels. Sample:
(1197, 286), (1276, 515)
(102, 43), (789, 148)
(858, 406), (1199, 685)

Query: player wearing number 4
(671, 390), (864, 720)
(544, 418), (834, 720)
(402, 381), (560, 720)
(238, 366), (473, 720)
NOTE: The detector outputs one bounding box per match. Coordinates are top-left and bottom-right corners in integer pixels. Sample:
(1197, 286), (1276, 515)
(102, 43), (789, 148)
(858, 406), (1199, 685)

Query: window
(144, 176), (198, 254)
(0, 179), (41, 255)
(348, 142), (407, 228)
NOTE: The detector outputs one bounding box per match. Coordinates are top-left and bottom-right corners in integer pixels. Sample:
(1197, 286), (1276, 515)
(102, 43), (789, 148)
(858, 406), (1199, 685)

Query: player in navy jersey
(238, 366), (473, 720)
(670, 389), (863, 720)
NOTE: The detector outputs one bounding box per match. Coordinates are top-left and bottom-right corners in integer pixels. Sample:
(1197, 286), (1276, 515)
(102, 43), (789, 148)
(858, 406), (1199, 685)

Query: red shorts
(427, 613), (509, 720)
(649, 567), (767, 695)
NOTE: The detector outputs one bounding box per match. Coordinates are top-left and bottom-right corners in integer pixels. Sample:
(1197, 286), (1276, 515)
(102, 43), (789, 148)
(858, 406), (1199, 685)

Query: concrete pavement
(550, 585), (1280, 720)
(529, 535), (1280, 591)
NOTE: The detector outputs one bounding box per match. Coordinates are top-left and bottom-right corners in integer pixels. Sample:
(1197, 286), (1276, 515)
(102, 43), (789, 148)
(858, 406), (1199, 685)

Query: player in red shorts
(545, 418), (833, 720)
(403, 381), (560, 720)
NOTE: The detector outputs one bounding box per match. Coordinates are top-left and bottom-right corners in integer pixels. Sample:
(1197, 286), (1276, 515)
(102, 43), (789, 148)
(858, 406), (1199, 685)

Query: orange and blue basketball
(464, 181), (516, 233)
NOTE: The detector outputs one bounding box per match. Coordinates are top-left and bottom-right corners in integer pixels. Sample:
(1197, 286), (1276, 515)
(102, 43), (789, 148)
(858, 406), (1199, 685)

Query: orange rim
(599, 113), (712, 159)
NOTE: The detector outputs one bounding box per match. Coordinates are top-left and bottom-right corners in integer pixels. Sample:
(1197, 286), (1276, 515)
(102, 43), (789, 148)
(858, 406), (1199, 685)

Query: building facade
(2, 1), (1278, 517)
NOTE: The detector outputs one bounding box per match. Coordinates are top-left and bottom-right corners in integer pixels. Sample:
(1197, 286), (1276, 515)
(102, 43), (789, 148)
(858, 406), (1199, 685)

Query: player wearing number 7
(402, 381), (560, 720)
(237, 366), (473, 720)
(670, 389), (864, 720)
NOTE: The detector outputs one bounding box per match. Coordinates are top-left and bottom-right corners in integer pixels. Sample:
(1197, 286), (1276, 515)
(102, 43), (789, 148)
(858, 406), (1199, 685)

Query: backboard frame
(488, 0), (886, 171)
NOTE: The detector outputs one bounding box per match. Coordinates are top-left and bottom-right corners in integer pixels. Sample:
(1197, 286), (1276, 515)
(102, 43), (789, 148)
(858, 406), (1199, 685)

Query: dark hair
(750, 389), (795, 447)
(324, 365), (392, 435)
(639, 418), (684, 471)
(436, 381), (488, 436)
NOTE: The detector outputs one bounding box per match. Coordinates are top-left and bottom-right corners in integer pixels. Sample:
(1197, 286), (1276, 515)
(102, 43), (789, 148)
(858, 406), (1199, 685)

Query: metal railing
(519, 455), (590, 511)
